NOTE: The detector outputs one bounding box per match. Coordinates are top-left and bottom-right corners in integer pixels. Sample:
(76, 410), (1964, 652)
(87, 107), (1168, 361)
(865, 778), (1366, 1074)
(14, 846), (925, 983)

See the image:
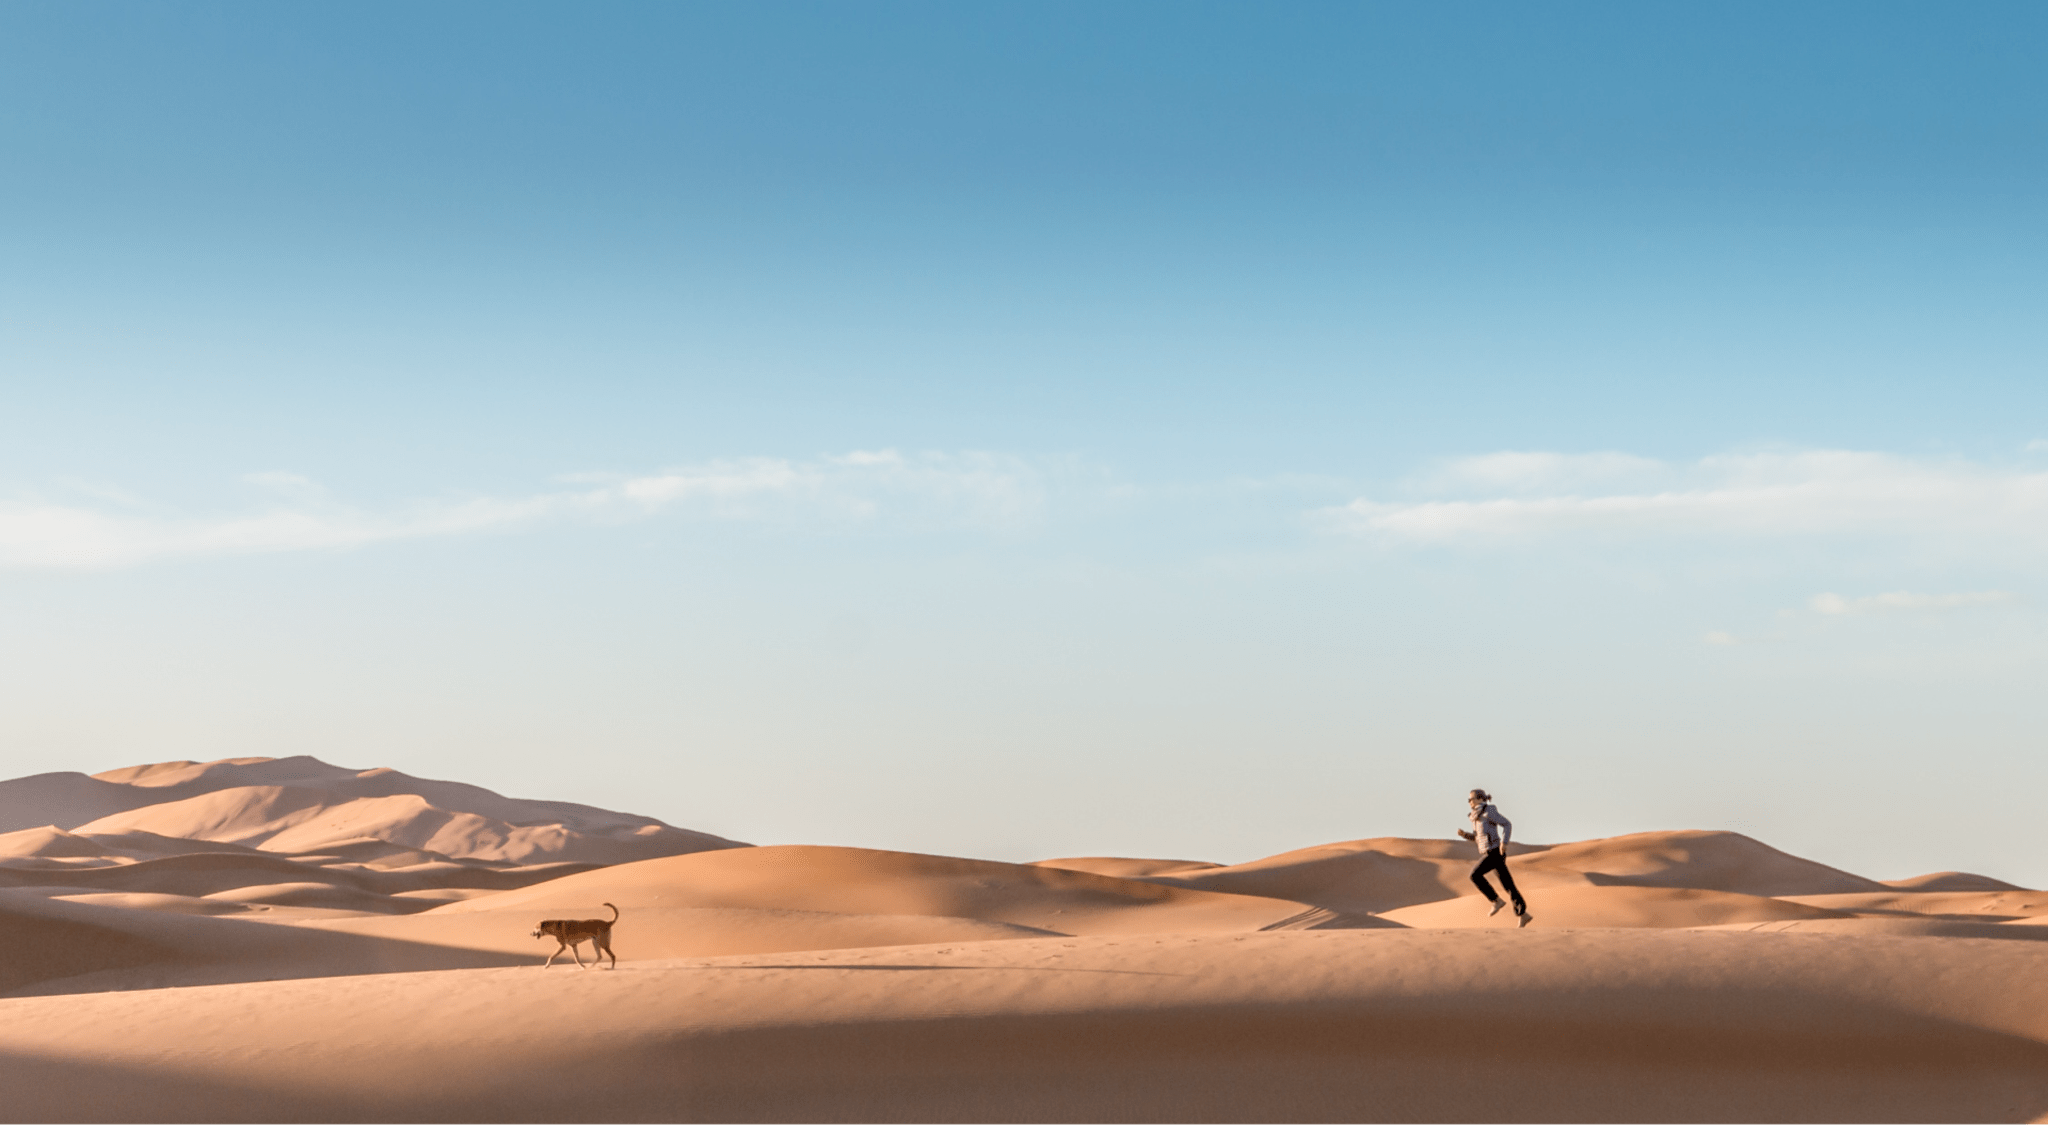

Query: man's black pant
(1471, 849), (1526, 914)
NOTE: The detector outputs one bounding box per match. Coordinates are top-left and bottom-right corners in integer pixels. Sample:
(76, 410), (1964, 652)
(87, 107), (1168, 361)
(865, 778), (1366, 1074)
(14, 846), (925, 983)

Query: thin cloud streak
(1326, 451), (2048, 545)
(0, 450), (1046, 570)
(1810, 590), (2020, 615)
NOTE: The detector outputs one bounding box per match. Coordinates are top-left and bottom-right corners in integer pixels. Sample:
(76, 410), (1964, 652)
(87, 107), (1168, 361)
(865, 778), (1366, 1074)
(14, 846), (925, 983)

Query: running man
(1458, 788), (1532, 926)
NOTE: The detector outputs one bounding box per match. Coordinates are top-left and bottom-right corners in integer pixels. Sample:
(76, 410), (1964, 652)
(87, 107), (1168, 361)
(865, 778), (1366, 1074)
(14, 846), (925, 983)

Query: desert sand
(1, 756), (2043, 1122)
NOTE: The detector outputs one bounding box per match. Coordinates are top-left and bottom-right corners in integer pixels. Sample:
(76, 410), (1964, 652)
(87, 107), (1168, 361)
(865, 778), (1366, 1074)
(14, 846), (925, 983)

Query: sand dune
(272, 845), (1349, 971)
(1031, 856), (1221, 877)
(1141, 836), (1585, 914)
(1, 757), (2043, 1122)
(2, 756), (743, 865)
(0, 889), (529, 998)
(1885, 870), (2029, 892)
(0, 929), (2043, 1122)
(1781, 888), (2048, 921)
(1131, 830), (1889, 919)
(0, 848), (598, 906)
(423, 844), (1319, 936)
(0, 772), (164, 835)
(315, 904), (1064, 964)
(54, 756), (745, 866)
(0, 757), (748, 927)
(89, 757), (715, 841)
(1508, 829), (1893, 896)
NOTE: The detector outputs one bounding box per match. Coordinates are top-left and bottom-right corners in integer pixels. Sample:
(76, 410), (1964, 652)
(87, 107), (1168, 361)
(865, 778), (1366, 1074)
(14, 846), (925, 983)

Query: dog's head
(532, 919), (566, 940)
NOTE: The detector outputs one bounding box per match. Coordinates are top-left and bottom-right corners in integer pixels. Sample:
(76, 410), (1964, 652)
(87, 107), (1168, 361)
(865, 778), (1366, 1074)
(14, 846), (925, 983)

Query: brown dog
(532, 902), (619, 969)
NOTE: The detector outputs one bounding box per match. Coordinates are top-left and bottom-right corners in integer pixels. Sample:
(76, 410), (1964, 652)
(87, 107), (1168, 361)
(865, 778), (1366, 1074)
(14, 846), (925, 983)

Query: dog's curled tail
(605, 902), (619, 923)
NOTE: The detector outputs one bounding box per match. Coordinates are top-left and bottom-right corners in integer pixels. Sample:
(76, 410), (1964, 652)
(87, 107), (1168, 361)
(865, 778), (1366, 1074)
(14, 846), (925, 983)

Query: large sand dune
(0, 757), (2041, 1122)
(4, 755), (747, 865)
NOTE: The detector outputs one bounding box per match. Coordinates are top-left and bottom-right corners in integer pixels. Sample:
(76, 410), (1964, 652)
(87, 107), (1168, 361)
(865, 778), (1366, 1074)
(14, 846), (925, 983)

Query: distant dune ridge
(0, 755), (744, 865)
(0, 755), (2043, 1123)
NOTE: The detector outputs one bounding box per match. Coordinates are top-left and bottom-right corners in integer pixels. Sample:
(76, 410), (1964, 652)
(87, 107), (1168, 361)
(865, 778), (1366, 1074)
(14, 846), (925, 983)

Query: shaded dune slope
(0, 890), (529, 998)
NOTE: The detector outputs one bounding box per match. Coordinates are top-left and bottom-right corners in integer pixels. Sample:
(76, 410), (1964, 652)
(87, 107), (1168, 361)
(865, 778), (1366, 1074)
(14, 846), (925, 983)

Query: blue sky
(3, 2), (2046, 884)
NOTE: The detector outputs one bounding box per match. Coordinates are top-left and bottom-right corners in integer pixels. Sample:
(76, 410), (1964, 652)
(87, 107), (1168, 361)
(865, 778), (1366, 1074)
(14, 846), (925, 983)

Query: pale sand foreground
(4, 758), (2046, 1122)
(0, 929), (2044, 1123)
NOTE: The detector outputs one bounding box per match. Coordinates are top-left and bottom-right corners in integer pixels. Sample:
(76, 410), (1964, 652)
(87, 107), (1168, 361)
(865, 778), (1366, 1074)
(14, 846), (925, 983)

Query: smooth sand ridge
(1, 756), (745, 864)
(1139, 837), (1586, 914)
(0, 845), (598, 908)
(1032, 856), (1222, 877)
(395, 844), (1330, 935)
(0, 826), (287, 866)
(73, 786), (698, 867)
(0, 929), (2043, 1123)
(0, 772), (166, 834)
(1886, 871), (2029, 892)
(1117, 831), (1973, 920)
(1510, 829), (1893, 895)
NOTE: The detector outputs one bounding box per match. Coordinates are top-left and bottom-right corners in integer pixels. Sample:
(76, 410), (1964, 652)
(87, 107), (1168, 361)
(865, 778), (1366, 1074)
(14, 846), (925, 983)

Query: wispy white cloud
(601, 450), (1046, 527)
(1324, 450), (2048, 545)
(1809, 590), (2020, 615)
(1417, 450), (1665, 494)
(0, 450), (1048, 570)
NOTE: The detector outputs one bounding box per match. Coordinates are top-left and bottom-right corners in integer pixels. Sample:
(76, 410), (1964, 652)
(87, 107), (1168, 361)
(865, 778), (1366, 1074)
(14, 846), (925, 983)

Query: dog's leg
(544, 941), (564, 968)
(599, 932), (616, 969)
(571, 938), (588, 969)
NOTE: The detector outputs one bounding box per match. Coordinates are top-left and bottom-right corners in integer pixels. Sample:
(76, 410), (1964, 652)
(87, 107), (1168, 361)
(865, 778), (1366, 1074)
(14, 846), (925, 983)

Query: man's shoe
(1487, 900), (1506, 917)
(1517, 912), (1534, 928)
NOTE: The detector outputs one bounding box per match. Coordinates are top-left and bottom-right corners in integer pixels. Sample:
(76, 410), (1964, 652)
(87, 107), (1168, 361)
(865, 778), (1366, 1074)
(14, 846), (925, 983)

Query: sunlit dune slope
(1511, 829), (1891, 896)
(1, 929), (2043, 1123)
(421, 844), (1322, 936)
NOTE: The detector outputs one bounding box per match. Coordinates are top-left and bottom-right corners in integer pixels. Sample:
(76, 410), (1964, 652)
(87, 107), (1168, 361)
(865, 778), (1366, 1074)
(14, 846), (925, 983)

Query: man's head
(1468, 788), (1491, 807)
